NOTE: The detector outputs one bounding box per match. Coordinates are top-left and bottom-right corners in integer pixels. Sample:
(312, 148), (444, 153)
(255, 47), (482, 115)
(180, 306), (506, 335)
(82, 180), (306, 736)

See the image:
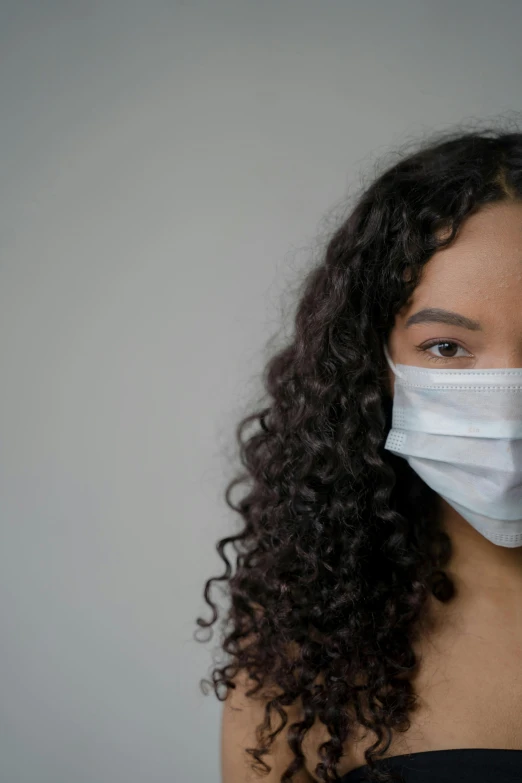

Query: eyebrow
(405, 307), (482, 331)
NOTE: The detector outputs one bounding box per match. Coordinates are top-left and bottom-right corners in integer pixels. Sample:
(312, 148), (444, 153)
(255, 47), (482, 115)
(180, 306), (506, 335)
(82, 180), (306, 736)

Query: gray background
(1, 1), (521, 781)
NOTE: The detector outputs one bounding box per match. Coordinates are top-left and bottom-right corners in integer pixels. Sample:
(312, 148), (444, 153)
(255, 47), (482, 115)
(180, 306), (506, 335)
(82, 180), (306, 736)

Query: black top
(339, 748), (522, 782)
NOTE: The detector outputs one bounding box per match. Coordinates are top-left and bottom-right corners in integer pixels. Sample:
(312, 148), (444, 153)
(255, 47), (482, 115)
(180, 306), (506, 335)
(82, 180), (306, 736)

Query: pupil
(439, 342), (457, 357)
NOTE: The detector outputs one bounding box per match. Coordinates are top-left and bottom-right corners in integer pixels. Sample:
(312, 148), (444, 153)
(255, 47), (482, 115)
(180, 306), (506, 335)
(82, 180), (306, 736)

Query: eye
(417, 340), (472, 362)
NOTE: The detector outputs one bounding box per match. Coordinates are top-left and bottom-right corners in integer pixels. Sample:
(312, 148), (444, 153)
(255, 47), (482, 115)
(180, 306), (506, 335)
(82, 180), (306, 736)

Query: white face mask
(383, 343), (522, 548)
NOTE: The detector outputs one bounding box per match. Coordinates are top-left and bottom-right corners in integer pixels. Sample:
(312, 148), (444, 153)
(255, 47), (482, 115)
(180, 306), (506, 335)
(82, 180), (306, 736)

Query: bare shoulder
(220, 606), (364, 781)
(221, 667), (315, 782)
(221, 666), (367, 782)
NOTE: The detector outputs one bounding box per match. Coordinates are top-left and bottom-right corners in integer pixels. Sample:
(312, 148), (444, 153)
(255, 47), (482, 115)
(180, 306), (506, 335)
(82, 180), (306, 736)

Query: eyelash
(415, 339), (472, 363)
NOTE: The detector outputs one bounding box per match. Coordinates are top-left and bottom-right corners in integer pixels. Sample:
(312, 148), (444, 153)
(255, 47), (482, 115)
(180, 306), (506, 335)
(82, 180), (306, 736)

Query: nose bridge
(508, 354), (522, 369)
(489, 348), (522, 369)
(482, 321), (522, 367)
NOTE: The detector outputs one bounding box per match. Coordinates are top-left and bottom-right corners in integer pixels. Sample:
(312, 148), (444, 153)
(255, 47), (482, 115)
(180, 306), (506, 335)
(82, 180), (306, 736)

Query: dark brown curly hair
(195, 119), (522, 783)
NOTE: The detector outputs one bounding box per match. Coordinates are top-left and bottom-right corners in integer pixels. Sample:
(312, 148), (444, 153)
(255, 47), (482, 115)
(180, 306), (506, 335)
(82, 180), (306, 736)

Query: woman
(196, 124), (522, 783)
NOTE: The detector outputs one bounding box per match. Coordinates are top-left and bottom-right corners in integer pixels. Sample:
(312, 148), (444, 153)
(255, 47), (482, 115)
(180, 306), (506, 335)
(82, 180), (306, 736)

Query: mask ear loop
(383, 342), (405, 380)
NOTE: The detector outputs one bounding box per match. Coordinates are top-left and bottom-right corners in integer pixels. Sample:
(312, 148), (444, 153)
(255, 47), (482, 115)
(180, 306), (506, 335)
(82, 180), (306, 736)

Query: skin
(387, 199), (522, 614)
(379, 199), (522, 761)
(222, 200), (522, 782)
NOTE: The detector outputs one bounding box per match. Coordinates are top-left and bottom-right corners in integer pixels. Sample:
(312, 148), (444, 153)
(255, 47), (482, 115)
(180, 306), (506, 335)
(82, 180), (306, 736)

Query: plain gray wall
(1, 1), (521, 781)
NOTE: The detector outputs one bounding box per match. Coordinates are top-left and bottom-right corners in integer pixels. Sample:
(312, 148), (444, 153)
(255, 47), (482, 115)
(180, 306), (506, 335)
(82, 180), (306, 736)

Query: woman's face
(387, 200), (522, 394)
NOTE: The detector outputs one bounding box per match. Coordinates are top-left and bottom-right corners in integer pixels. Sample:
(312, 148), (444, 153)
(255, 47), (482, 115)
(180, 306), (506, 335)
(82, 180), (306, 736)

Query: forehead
(398, 201), (522, 325)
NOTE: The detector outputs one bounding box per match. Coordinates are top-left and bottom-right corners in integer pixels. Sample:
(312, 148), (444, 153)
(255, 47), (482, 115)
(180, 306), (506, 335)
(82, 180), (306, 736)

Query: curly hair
(195, 120), (522, 783)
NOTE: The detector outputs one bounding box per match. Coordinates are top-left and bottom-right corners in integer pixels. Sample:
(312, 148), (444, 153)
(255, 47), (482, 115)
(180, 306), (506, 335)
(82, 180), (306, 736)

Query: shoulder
(221, 665), (368, 782)
(221, 667), (315, 781)
(220, 606), (367, 781)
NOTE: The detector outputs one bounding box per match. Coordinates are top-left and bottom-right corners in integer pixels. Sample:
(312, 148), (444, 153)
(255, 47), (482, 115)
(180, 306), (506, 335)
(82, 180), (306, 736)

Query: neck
(438, 497), (522, 614)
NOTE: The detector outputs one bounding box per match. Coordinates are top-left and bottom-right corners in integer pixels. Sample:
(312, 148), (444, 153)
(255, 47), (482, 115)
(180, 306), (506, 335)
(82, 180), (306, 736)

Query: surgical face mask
(383, 343), (522, 548)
